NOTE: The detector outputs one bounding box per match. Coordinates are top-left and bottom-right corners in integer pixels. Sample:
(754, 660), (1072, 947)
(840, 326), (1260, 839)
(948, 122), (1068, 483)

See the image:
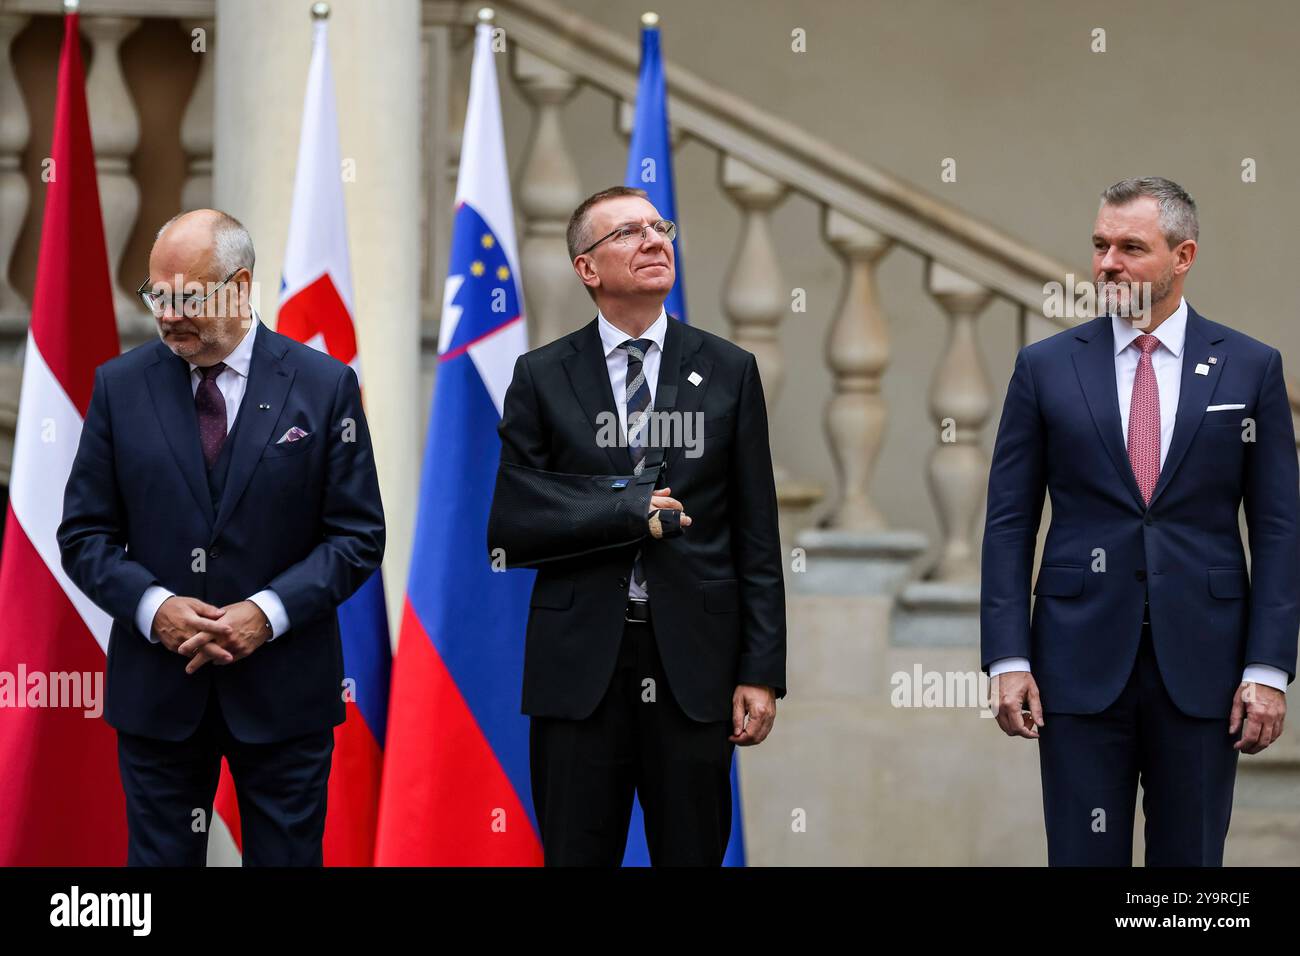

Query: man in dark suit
(58, 209), (385, 866)
(488, 186), (786, 866)
(982, 178), (1298, 865)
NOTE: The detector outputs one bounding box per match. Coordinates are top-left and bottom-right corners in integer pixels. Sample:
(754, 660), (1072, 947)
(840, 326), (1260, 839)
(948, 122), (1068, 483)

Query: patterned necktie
(620, 338), (654, 595)
(1127, 334), (1161, 506)
(195, 362), (228, 470)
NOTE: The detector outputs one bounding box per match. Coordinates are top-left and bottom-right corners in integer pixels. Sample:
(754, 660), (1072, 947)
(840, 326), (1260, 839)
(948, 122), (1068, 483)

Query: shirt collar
(1112, 296), (1187, 358)
(597, 308), (668, 359)
(189, 310), (258, 378)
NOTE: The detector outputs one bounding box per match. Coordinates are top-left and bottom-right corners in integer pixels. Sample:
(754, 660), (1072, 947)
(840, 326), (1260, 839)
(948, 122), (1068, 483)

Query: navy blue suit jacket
(981, 305), (1299, 718)
(58, 322), (385, 743)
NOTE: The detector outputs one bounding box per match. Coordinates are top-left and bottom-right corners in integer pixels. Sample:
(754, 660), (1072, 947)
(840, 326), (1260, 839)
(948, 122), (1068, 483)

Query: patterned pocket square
(277, 426), (310, 444)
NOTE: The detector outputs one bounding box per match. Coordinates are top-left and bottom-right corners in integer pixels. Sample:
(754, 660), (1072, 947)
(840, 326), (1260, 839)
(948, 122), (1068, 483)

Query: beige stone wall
(516, 0), (1300, 554)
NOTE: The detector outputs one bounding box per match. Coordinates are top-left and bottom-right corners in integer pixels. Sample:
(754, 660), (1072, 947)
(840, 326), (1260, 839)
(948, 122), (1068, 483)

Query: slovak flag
(374, 17), (539, 864)
(210, 10), (392, 867)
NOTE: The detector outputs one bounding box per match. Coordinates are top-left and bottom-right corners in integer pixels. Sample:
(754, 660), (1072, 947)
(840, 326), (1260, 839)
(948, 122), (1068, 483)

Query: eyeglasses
(137, 269), (240, 319)
(578, 219), (676, 257)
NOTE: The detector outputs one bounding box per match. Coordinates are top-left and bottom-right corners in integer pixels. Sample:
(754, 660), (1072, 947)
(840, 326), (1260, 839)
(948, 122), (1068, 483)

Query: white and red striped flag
(208, 9), (390, 866)
(0, 8), (125, 865)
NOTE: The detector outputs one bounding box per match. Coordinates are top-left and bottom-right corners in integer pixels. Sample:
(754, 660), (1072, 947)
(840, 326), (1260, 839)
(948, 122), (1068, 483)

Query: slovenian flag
(374, 16), (539, 865)
(210, 10), (392, 867)
(622, 15), (746, 867)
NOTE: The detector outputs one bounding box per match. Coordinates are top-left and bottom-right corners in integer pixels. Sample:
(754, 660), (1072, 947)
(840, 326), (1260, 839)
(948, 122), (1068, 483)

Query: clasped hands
(152, 596), (271, 675)
(993, 670), (1286, 753)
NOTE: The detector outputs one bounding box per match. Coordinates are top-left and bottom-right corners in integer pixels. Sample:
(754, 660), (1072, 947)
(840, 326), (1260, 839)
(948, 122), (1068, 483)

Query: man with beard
(58, 209), (385, 865)
(981, 177), (1297, 865)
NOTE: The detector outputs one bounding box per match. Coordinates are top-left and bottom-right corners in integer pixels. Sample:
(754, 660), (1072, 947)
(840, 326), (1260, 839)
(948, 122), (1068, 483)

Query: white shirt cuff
(1242, 664), (1288, 693)
(988, 656), (1032, 678)
(135, 585), (174, 644)
(248, 589), (290, 641)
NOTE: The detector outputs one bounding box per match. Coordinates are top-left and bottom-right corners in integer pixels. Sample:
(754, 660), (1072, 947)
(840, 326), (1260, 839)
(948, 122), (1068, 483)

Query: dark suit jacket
(489, 316), (786, 723)
(981, 305), (1300, 717)
(58, 321), (385, 743)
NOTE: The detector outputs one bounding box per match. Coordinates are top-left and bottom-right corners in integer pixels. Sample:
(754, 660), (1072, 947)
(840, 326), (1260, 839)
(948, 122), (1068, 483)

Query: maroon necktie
(195, 362), (228, 469)
(1127, 334), (1161, 505)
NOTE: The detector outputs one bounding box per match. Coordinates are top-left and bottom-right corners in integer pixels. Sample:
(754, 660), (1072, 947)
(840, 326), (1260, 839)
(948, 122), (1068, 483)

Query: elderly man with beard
(58, 209), (385, 865)
(980, 177), (1298, 865)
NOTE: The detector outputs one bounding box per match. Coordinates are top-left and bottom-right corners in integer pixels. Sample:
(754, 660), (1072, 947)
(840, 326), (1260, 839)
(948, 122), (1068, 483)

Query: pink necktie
(1127, 334), (1161, 505)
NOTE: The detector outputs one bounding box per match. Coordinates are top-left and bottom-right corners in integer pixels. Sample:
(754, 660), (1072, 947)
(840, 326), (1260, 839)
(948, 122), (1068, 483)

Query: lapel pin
(687, 371), (703, 387)
(258, 403), (271, 410)
(1194, 363), (1210, 376)
(1208, 356), (1217, 364)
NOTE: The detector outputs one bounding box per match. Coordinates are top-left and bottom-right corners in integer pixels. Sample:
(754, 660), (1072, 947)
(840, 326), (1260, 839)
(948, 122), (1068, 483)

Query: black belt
(625, 600), (651, 624)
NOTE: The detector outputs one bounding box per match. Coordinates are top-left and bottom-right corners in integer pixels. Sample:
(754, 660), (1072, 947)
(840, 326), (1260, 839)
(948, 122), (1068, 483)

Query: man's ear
(572, 254), (599, 293)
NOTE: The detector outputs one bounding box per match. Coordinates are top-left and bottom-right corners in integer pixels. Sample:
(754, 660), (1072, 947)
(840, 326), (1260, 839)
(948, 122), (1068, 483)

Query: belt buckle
(625, 600), (649, 624)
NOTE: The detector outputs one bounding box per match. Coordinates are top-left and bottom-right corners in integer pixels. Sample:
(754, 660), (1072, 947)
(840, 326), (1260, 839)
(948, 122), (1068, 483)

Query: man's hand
(179, 600), (271, 674)
(1230, 682), (1286, 754)
(152, 596), (233, 664)
(649, 486), (691, 531)
(992, 670), (1044, 739)
(730, 684), (776, 746)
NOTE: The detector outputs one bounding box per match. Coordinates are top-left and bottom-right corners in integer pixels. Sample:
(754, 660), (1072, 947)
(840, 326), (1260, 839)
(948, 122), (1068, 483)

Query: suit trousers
(1037, 617), (1240, 866)
(116, 682), (334, 866)
(529, 618), (736, 866)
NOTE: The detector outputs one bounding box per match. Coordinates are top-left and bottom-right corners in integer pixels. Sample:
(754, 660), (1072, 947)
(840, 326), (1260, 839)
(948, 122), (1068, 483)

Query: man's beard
(1095, 265), (1174, 322)
(156, 319), (226, 358)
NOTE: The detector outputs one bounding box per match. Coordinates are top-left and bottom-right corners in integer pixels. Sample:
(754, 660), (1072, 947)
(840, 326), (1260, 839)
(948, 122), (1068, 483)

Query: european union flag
(624, 21), (687, 324)
(621, 17), (747, 868)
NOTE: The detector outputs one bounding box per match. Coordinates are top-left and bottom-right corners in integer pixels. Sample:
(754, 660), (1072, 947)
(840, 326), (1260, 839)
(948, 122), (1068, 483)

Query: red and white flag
(0, 9), (125, 865)
(209, 10), (390, 866)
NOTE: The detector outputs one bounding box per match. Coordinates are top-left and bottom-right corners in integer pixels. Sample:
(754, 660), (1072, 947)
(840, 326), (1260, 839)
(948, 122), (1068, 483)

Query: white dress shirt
(597, 308), (668, 603)
(990, 298), (1286, 692)
(134, 317), (290, 643)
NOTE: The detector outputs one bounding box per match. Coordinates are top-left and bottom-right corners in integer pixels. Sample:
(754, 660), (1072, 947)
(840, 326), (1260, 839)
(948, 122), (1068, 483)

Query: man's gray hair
(1100, 177), (1198, 247)
(155, 210), (256, 276)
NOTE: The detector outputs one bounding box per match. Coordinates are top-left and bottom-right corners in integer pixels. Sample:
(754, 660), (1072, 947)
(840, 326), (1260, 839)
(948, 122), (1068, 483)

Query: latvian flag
(375, 15), (539, 865)
(208, 10), (391, 867)
(0, 9), (126, 865)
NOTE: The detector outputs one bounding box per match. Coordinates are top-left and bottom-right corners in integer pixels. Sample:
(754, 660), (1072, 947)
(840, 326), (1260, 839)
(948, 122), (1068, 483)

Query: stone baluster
(820, 208), (893, 530)
(179, 18), (214, 211)
(513, 48), (583, 348)
(923, 261), (994, 583)
(0, 13), (29, 333)
(82, 15), (142, 330)
(718, 156), (789, 468)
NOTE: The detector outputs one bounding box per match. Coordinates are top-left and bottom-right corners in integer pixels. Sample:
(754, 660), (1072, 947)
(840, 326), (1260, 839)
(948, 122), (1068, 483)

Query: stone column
(214, 0), (422, 642)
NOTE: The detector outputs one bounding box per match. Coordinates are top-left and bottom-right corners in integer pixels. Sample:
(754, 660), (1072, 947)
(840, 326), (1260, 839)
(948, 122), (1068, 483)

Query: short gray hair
(1100, 177), (1198, 247)
(155, 209), (256, 276)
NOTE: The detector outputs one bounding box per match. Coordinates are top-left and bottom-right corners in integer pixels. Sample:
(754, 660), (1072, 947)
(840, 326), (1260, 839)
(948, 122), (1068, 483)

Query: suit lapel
(660, 318), (712, 475)
(1073, 317), (1147, 512)
(144, 341), (215, 527)
(563, 318), (633, 473)
(211, 324), (295, 540)
(1147, 307), (1227, 508)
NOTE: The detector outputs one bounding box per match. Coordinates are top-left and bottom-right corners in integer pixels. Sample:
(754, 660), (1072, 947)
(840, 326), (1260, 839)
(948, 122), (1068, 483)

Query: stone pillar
(214, 0), (422, 642)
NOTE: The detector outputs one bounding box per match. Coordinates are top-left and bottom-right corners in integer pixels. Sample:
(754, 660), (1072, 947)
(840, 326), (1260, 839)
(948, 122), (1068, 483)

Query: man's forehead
(149, 245), (215, 282)
(1095, 197), (1160, 235)
(591, 196), (660, 228)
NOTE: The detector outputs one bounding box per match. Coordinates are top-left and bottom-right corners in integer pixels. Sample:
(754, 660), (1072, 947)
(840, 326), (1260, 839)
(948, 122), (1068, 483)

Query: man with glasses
(58, 209), (385, 865)
(488, 186), (786, 865)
